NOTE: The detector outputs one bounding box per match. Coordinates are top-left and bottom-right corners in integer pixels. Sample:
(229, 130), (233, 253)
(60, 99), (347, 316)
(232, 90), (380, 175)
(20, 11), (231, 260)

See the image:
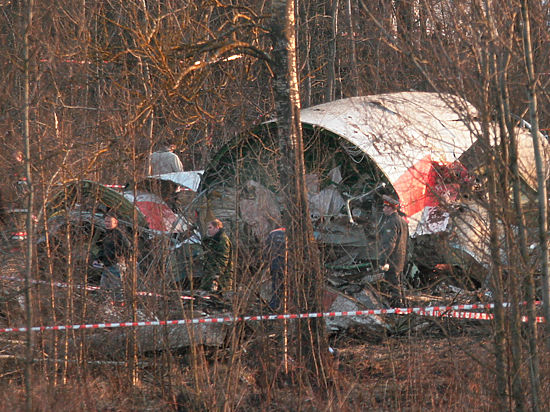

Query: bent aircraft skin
(37, 175), (229, 350)
(40, 178), (197, 296)
(196, 92), (548, 329)
(35, 93), (548, 338)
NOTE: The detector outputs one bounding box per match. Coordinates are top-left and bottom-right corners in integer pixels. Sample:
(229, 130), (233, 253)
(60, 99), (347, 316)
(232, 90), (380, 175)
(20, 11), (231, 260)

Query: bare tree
(520, 0), (550, 349)
(269, 0), (327, 386)
(22, 1), (34, 411)
(326, 0), (339, 101)
(345, 0), (360, 96)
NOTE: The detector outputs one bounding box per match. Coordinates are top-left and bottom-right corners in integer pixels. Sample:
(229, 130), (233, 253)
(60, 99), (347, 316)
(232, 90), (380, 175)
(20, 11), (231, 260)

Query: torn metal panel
(199, 92), (488, 246)
(459, 129), (549, 192)
(83, 319), (229, 357)
(46, 180), (149, 228)
(148, 170), (203, 191)
(324, 286), (388, 332)
(257, 266), (389, 333)
(123, 191), (187, 233)
(307, 171), (346, 220)
(299, 92), (477, 185)
(192, 92), (549, 331)
(239, 180), (281, 240)
(40, 179), (201, 286)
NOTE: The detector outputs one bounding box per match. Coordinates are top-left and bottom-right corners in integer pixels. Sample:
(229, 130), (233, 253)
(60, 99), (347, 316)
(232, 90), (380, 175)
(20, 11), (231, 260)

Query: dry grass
(1, 319), (547, 411)
(1, 252), (549, 411)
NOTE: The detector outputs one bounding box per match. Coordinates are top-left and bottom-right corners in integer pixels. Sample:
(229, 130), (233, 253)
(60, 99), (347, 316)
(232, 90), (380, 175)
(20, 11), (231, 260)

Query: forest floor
(0, 250), (548, 411)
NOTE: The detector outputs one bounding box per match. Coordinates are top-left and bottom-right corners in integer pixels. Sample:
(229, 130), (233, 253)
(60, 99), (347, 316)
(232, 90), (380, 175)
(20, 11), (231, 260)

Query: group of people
(264, 194), (409, 309)
(93, 214), (234, 303)
(93, 195), (409, 308)
(91, 139), (235, 302)
(95, 137), (409, 307)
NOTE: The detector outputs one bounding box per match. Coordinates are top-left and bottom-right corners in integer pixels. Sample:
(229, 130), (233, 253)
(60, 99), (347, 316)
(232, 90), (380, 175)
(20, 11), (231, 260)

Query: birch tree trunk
(346, 0), (359, 96)
(269, 0), (327, 386)
(520, 0), (550, 346)
(476, 3), (508, 402)
(485, 3), (526, 404)
(502, 74), (541, 412)
(326, 0), (339, 102)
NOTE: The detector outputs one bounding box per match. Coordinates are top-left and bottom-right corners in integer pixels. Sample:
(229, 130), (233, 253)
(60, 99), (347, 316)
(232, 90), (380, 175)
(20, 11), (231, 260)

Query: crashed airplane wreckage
(33, 174), (237, 353)
(195, 91), (548, 332)
(39, 169), (218, 299)
(30, 92), (548, 353)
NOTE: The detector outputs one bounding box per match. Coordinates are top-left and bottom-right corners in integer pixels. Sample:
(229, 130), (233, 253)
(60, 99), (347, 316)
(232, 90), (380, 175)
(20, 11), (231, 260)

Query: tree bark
(491, 50), (525, 411)
(346, 0), (359, 96)
(269, 0), (327, 386)
(477, 12), (508, 402)
(495, 47), (541, 411)
(326, 0), (339, 102)
(520, 0), (550, 347)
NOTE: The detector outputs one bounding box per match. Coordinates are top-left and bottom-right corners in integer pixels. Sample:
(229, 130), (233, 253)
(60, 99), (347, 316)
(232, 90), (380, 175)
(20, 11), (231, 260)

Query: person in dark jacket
(264, 227), (286, 310)
(200, 219), (233, 292)
(377, 195), (409, 304)
(93, 214), (131, 303)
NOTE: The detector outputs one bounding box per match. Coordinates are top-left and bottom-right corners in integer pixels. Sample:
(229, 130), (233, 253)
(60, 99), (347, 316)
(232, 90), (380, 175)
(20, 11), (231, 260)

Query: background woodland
(1, 1), (550, 410)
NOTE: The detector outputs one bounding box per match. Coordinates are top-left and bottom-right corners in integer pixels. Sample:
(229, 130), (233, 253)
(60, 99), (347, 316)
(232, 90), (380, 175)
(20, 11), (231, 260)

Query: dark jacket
(265, 227), (286, 273)
(378, 211), (409, 277)
(97, 228), (130, 267)
(201, 228), (233, 291)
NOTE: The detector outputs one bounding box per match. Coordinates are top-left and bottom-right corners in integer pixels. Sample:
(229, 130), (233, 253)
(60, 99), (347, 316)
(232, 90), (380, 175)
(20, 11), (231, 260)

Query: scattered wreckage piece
(258, 264), (395, 334)
(256, 267), (390, 334)
(323, 285), (389, 333)
(147, 170), (203, 191)
(38, 179), (201, 285)
(82, 316), (230, 358)
(47, 292), (232, 359)
(0, 259), (28, 329)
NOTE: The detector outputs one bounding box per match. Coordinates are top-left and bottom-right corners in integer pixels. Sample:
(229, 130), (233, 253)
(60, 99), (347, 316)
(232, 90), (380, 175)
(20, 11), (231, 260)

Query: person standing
(264, 227), (286, 310)
(200, 219), (233, 292)
(148, 140), (185, 211)
(149, 140), (184, 175)
(93, 214), (131, 303)
(377, 195), (409, 304)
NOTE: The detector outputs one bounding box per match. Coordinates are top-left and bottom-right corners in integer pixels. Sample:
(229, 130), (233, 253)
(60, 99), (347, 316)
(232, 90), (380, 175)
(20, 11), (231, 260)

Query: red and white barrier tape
(0, 303), (544, 334)
(416, 309), (545, 323)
